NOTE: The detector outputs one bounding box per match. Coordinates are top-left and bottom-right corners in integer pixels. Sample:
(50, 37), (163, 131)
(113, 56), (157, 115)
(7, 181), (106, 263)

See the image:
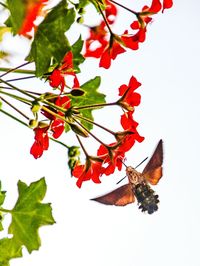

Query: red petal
(162, 0), (173, 12)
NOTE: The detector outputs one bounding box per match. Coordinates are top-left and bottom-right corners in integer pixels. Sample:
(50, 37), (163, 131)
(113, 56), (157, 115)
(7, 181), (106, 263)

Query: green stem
(0, 108), (70, 149)
(72, 117), (106, 147)
(0, 96), (30, 120)
(0, 2), (8, 9)
(74, 101), (116, 110)
(0, 109), (29, 127)
(108, 0), (137, 15)
(5, 75), (36, 83)
(76, 134), (89, 157)
(49, 138), (70, 149)
(73, 114), (115, 135)
(0, 79), (37, 100)
(96, 0), (113, 35)
(0, 62), (33, 78)
(0, 90), (32, 105)
(0, 207), (11, 213)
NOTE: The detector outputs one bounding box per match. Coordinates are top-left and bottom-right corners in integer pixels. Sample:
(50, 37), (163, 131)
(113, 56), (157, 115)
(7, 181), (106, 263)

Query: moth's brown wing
(91, 184), (135, 206)
(142, 139), (163, 185)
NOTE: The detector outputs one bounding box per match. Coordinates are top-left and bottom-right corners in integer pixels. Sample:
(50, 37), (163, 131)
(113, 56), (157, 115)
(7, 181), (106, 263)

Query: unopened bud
(68, 122), (89, 137)
(29, 119), (38, 129)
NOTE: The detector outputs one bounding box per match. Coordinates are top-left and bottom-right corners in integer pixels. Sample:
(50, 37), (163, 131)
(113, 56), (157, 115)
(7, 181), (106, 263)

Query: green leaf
(28, 0), (76, 76)
(71, 36), (85, 73)
(0, 238), (22, 266)
(70, 76), (106, 130)
(0, 181), (6, 231)
(6, 0), (25, 34)
(8, 177), (55, 253)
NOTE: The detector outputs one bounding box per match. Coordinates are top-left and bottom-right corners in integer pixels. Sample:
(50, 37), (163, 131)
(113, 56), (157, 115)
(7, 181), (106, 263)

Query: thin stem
(50, 138), (70, 149)
(72, 117), (106, 147)
(5, 75), (36, 83)
(0, 62), (33, 78)
(0, 108), (71, 149)
(0, 207), (11, 213)
(0, 90), (32, 105)
(0, 79), (37, 100)
(0, 2), (8, 9)
(108, 0), (137, 15)
(73, 114), (115, 136)
(76, 134), (89, 157)
(96, 0), (113, 35)
(0, 109), (29, 127)
(0, 96), (30, 120)
(41, 105), (65, 120)
(74, 101), (116, 111)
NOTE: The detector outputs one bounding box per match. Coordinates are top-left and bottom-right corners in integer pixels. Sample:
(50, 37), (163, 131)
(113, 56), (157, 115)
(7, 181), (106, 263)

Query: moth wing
(142, 139), (163, 185)
(91, 184), (135, 206)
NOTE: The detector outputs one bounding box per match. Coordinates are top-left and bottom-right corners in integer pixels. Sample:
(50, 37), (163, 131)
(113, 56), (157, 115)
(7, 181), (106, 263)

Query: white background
(0, 0), (200, 265)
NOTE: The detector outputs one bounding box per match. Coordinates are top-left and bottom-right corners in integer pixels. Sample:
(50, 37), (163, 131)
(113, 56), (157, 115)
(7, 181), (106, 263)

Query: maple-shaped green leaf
(28, 0), (76, 76)
(8, 177), (55, 253)
(0, 237), (22, 266)
(72, 36), (85, 73)
(0, 181), (6, 231)
(70, 76), (106, 130)
(5, 0), (25, 34)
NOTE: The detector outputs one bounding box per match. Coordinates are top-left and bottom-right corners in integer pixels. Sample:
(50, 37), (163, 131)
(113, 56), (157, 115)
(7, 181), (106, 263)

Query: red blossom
(162, 0), (173, 12)
(49, 51), (79, 92)
(18, 0), (48, 36)
(73, 158), (104, 188)
(99, 37), (126, 69)
(120, 111), (144, 152)
(30, 125), (49, 159)
(118, 76), (141, 110)
(105, 0), (118, 24)
(97, 144), (125, 176)
(84, 21), (109, 58)
(130, 0), (162, 34)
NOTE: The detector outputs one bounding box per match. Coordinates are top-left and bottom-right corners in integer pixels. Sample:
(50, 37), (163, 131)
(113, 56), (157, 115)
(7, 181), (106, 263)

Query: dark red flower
(162, 0), (173, 12)
(49, 51), (79, 92)
(72, 157), (104, 188)
(97, 143), (125, 176)
(30, 125), (49, 159)
(18, 0), (48, 36)
(120, 111), (144, 152)
(99, 36), (126, 69)
(84, 21), (109, 58)
(118, 76), (141, 111)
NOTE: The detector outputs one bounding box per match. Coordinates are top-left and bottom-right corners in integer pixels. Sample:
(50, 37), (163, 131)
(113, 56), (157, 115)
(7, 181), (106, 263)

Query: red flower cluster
(18, 0), (48, 36)
(30, 96), (70, 158)
(84, 0), (173, 69)
(72, 76), (144, 188)
(49, 51), (80, 92)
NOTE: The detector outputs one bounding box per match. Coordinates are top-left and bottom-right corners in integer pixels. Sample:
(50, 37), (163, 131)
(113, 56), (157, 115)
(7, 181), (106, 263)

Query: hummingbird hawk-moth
(91, 140), (163, 214)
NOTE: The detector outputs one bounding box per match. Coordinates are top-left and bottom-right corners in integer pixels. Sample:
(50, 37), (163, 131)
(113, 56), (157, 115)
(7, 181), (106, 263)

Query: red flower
(130, 0), (162, 34)
(120, 111), (144, 152)
(84, 21), (109, 58)
(49, 51), (79, 92)
(118, 76), (141, 111)
(97, 143), (125, 176)
(73, 158), (104, 188)
(99, 37), (126, 69)
(105, 0), (118, 24)
(162, 0), (173, 12)
(18, 0), (48, 36)
(30, 125), (49, 159)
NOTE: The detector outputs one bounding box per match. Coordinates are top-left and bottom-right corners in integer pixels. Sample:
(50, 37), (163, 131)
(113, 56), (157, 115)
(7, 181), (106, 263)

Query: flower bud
(68, 122), (89, 137)
(29, 119), (38, 129)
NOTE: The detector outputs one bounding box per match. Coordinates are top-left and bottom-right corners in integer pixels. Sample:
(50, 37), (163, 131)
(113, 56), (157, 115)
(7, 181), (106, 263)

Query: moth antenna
(119, 157), (127, 167)
(116, 175), (127, 185)
(135, 157), (148, 169)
